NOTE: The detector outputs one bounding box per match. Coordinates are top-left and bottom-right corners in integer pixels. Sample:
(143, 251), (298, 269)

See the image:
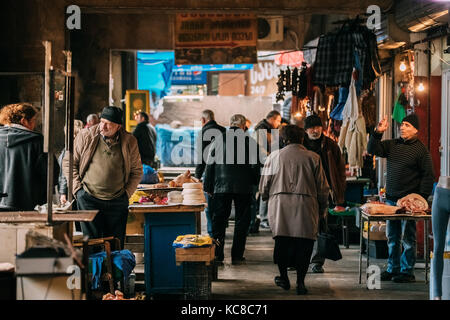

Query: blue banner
(173, 64), (253, 72)
(172, 71), (207, 85)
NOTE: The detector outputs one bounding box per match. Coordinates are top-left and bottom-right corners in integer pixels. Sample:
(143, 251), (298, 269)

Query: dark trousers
(274, 236), (314, 285)
(76, 188), (129, 249)
(211, 193), (252, 261)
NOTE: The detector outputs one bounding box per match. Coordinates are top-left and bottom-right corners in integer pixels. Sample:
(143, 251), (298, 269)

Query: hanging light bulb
(399, 61), (407, 72)
(418, 82), (425, 92)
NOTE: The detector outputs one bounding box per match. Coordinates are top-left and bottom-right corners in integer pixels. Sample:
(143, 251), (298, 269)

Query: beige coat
(259, 144), (330, 240)
(62, 124), (143, 198)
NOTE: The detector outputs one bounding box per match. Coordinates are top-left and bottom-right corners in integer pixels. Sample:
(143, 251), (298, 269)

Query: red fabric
(275, 51), (304, 67)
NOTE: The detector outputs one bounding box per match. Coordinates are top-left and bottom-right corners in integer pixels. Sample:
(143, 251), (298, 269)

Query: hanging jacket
(338, 79), (367, 176)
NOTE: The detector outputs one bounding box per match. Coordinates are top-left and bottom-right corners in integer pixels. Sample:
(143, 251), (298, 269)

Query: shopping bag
(317, 233), (342, 261)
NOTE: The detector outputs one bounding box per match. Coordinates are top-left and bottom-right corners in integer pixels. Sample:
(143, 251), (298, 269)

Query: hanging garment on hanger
(392, 90), (408, 123)
(330, 86), (349, 120)
(313, 28), (367, 88)
(338, 78), (367, 176)
(298, 66), (308, 99)
(361, 90), (377, 129)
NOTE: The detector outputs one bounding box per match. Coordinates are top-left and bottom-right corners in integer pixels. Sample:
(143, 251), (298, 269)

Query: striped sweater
(367, 131), (434, 201)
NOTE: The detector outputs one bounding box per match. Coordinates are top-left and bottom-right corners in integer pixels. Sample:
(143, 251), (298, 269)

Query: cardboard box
(363, 230), (387, 241)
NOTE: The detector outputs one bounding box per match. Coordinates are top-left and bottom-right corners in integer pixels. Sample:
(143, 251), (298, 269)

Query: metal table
(359, 211), (431, 286)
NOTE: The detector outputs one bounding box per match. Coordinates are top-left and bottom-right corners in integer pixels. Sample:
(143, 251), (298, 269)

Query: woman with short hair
(259, 125), (329, 295)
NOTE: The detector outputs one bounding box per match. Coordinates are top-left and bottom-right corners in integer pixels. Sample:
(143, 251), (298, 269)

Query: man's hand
(376, 116), (389, 133)
(60, 194), (67, 205)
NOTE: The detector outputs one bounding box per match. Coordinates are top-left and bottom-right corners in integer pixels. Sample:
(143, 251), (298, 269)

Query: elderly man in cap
(303, 114), (346, 274)
(63, 106), (143, 248)
(368, 113), (434, 283)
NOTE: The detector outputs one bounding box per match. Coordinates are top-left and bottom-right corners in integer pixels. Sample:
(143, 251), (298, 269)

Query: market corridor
(209, 217), (429, 300)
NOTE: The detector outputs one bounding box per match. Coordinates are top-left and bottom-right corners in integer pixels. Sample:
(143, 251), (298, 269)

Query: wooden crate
(175, 245), (215, 266)
(363, 230), (387, 241)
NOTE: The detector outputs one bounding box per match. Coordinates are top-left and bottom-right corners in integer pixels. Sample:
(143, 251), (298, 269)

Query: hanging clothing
(338, 78), (367, 176)
(298, 67), (308, 99)
(313, 25), (380, 89)
(392, 91), (408, 124)
(361, 90), (377, 129)
(330, 87), (349, 121)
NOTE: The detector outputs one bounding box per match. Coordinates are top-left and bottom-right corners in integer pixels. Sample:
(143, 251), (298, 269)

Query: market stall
(127, 170), (207, 297)
(358, 195), (432, 286)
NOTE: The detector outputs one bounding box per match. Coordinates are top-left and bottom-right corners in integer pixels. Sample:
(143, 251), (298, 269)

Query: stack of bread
(182, 183), (206, 205)
(167, 191), (183, 204)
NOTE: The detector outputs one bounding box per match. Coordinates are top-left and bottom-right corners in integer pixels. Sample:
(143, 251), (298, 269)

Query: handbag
(317, 233), (342, 261)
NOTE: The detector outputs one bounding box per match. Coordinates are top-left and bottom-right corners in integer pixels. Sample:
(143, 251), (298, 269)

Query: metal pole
(43, 41), (54, 226)
(359, 213), (363, 284)
(64, 51), (75, 204)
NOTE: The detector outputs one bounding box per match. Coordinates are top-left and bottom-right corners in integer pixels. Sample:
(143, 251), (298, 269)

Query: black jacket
(0, 126), (59, 210)
(132, 121), (157, 166)
(203, 127), (260, 194)
(367, 131), (434, 200)
(195, 120), (226, 179)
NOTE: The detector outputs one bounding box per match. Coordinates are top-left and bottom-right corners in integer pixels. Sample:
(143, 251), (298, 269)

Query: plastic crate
(183, 262), (212, 300)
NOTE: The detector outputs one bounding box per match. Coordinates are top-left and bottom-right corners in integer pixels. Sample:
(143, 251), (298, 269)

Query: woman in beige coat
(259, 125), (329, 295)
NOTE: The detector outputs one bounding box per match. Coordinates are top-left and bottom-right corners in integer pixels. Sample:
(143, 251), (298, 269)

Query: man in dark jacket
(133, 111), (157, 168)
(0, 103), (59, 211)
(303, 114), (346, 273)
(368, 113), (434, 283)
(195, 110), (226, 179)
(253, 110), (282, 229)
(204, 114), (260, 265)
(195, 110), (226, 237)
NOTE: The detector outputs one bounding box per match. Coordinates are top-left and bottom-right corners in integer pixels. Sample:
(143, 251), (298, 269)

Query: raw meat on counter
(396, 193), (429, 212)
(360, 203), (405, 215)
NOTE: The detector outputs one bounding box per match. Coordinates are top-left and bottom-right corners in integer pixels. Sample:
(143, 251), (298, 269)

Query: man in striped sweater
(367, 113), (434, 283)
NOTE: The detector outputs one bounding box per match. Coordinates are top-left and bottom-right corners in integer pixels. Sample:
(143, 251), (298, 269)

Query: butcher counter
(128, 203), (205, 297)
